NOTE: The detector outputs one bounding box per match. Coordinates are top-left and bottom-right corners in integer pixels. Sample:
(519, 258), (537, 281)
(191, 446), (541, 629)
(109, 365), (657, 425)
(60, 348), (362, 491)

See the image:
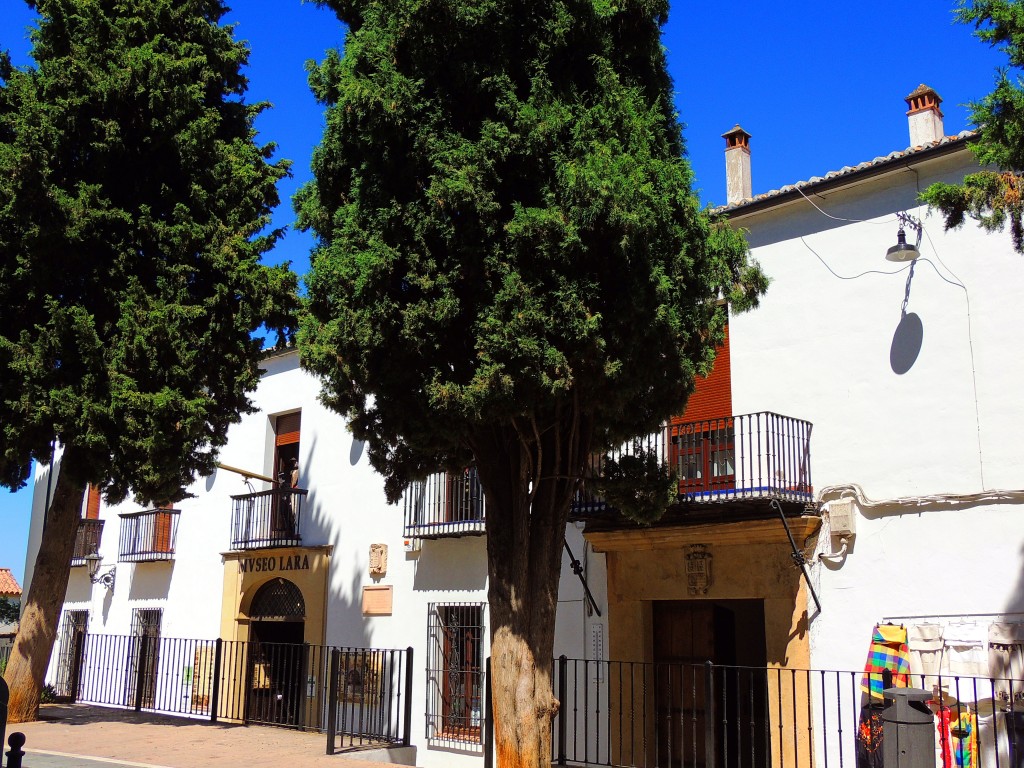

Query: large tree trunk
(3, 451), (86, 723)
(474, 409), (590, 768)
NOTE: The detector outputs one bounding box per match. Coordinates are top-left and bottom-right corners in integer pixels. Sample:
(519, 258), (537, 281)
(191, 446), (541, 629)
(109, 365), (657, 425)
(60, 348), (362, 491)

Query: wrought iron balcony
(118, 508), (180, 562)
(230, 488), (307, 551)
(70, 519), (104, 567)
(573, 411), (813, 520)
(404, 468), (486, 540)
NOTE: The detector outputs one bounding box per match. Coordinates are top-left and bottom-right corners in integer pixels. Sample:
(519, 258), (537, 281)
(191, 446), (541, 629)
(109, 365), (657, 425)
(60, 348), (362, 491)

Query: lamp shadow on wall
(890, 311), (923, 375)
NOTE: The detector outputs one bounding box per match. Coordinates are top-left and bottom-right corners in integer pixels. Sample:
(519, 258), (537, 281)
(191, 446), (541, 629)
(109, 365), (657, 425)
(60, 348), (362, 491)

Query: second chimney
(905, 84), (945, 147)
(723, 125), (752, 204)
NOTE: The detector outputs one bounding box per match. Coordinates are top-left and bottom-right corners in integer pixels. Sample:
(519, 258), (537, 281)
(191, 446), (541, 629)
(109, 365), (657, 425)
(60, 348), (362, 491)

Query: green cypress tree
(299, 2), (764, 764)
(922, 0), (1024, 250)
(0, 0), (296, 721)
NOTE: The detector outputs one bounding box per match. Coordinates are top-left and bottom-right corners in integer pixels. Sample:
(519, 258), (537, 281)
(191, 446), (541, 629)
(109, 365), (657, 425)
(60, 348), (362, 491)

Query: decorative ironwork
(249, 578), (305, 620)
(70, 520), (104, 567)
(573, 411), (814, 517)
(426, 603), (485, 746)
(404, 468), (485, 540)
(229, 488), (306, 550)
(118, 509), (180, 562)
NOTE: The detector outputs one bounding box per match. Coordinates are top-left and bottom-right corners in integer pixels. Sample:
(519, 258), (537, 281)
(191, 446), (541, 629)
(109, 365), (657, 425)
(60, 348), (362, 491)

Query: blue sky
(0, 0), (1007, 584)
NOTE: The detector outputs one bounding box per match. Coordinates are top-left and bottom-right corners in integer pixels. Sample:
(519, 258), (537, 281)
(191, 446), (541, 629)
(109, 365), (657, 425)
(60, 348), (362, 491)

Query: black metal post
(6, 731), (26, 768)
(326, 648), (340, 755)
(557, 655), (568, 765)
(484, 656), (494, 768)
(402, 647), (414, 747)
(210, 638), (223, 723)
(0, 675), (8, 755)
(705, 661), (716, 768)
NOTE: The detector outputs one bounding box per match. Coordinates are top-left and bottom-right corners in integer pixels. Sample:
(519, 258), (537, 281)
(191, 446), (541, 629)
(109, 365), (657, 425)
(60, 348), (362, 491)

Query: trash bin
(881, 687), (935, 768)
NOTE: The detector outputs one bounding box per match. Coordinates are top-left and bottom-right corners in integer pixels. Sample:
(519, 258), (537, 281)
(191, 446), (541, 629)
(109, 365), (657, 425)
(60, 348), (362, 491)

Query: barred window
(427, 603), (485, 745)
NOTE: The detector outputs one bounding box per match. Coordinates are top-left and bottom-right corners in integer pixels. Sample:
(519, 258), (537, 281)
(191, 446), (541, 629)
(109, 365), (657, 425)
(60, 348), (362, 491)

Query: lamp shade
(83, 552), (101, 577)
(886, 227), (920, 262)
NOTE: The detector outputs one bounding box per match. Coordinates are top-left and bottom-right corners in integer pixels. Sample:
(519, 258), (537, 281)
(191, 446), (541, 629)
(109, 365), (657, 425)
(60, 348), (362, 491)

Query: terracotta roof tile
(0, 568), (22, 598)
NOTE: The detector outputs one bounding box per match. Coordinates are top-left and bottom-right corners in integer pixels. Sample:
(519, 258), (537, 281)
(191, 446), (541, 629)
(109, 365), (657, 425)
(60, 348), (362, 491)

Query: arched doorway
(246, 577), (306, 727)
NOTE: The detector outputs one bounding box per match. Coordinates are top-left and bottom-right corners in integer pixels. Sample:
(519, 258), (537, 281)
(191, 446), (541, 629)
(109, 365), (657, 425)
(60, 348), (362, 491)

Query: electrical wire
(794, 184), (899, 224)
(817, 482), (1024, 509)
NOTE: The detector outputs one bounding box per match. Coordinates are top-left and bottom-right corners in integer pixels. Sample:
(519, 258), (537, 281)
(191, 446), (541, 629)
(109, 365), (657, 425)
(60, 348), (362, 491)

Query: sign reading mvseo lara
(238, 554), (310, 574)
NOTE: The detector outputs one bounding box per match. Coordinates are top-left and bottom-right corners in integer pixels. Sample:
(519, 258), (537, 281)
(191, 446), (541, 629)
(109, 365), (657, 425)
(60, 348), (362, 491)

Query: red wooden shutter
(672, 322), (732, 425)
(153, 504), (172, 553)
(275, 412), (301, 446)
(84, 485), (101, 519)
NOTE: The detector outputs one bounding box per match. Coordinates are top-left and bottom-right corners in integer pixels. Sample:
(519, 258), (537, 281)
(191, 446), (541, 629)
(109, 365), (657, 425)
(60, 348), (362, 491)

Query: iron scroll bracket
(563, 538), (602, 617)
(771, 498), (822, 615)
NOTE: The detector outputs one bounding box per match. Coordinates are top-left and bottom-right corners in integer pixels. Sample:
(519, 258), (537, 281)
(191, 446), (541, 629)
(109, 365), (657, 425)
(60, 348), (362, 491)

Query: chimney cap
(905, 84), (943, 116)
(722, 124), (751, 150)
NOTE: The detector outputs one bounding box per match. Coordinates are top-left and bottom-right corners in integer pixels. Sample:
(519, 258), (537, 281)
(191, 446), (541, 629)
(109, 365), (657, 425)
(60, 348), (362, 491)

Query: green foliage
(921, 0), (1024, 251)
(298, 0), (765, 504)
(0, 0), (297, 503)
(594, 447), (677, 524)
(0, 597), (18, 625)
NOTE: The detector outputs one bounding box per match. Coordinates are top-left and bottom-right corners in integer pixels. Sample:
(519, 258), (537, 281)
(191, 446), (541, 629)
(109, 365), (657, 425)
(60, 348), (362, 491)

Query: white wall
(728, 147), (1024, 674)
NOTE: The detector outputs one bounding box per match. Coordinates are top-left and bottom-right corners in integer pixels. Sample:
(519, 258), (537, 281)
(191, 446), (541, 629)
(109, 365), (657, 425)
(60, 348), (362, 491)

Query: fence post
(556, 655), (567, 766)
(484, 656), (494, 768)
(70, 629), (85, 704)
(1, 674), (8, 755)
(402, 647), (414, 747)
(326, 648), (340, 755)
(704, 661), (716, 768)
(210, 638), (223, 723)
(6, 731), (26, 768)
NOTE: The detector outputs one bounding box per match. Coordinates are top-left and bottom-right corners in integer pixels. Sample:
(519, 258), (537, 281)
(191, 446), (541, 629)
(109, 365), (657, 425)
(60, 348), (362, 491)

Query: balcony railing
(230, 488), (307, 551)
(404, 468), (486, 539)
(70, 519), (104, 566)
(117, 508), (180, 562)
(574, 411), (813, 515)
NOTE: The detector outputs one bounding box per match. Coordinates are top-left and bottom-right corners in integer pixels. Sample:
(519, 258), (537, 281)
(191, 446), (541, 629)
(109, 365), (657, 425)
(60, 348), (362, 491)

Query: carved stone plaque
(369, 543), (388, 577)
(686, 544), (712, 596)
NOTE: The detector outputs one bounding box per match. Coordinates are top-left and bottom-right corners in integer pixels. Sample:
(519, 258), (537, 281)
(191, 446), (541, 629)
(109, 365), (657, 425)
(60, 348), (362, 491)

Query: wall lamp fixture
(83, 553), (115, 592)
(886, 212), (923, 262)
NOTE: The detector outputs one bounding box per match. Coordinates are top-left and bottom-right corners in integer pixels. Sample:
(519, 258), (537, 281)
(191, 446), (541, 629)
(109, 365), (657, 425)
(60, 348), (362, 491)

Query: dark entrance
(246, 577), (306, 728)
(653, 600), (768, 768)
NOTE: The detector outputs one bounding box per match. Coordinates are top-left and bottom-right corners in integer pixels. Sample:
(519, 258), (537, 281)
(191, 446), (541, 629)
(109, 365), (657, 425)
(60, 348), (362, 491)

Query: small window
(273, 411), (301, 488)
(427, 603), (485, 745)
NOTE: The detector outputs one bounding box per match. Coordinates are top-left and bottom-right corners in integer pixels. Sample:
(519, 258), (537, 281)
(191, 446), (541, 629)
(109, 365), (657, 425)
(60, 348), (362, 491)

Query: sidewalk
(7, 704), (417, 768)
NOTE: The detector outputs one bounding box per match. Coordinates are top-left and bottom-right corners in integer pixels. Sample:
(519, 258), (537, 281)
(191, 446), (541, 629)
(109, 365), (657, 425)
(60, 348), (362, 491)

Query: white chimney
(723, 125), (752, 204)
(905, 84), (945, 147)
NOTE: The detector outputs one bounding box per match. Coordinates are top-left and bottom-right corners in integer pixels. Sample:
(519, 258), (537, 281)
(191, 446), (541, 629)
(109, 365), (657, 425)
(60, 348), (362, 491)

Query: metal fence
(229, 488), (307, 550)
(551, 657), (1024, 768)
(46, 632), (411, 751)
(573, 412), (813, 515)
(326, 646), (414, 753)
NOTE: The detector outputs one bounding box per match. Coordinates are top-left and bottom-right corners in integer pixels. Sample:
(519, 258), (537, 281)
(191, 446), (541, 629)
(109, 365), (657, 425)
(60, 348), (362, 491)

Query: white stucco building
(22, 84), (1024, 768)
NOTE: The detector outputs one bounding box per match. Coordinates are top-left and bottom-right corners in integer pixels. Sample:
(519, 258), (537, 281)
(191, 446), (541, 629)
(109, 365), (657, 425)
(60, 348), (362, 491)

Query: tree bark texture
(3, 452), (85, 723)
(474, 405), (592, 768)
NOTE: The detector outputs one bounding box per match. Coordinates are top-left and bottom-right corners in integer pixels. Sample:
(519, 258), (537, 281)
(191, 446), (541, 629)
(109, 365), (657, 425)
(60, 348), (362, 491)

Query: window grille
(129, 608), (163, 709)
(54, 610), (88, 697)
(249, 578), (305, 620)
(426, 602), (485, 746)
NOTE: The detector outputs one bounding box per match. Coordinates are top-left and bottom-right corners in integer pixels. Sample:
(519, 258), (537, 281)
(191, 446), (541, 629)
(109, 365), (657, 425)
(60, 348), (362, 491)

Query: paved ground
(4, 704), (417, 768)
